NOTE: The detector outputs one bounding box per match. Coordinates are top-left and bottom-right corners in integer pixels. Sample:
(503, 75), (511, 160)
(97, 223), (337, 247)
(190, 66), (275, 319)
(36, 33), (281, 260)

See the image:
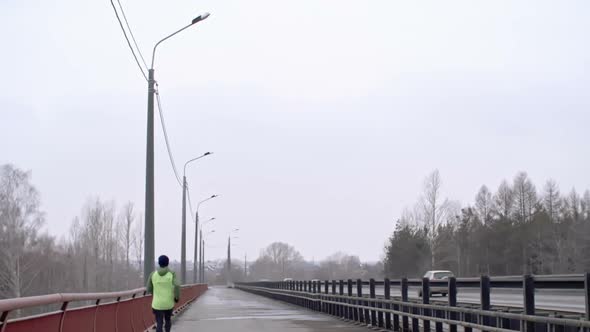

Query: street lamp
(144, 12), (211, 284)
(195, 195), (218, 283)
(181, 152), (212, 284)
(201, 229), (215, 283)
(227, 228), (240, 285)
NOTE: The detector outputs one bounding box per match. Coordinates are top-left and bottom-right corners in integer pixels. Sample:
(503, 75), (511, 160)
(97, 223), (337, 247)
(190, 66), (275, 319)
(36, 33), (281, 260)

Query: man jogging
(147, 255), (180, 332)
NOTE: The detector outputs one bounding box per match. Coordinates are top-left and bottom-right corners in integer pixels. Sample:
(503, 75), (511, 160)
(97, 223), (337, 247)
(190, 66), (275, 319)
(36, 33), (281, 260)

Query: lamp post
(195, 195), (218, 283)
(195, 217), (214, 282)
(144, 12), (211, 284)
(181, 152), (212, 284)
(227, 229), (239, 285)
(201, 229), (215, 283)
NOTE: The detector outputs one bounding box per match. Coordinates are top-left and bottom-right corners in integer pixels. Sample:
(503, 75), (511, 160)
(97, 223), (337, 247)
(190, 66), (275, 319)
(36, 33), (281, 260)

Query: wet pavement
(173, 286), (373, 332)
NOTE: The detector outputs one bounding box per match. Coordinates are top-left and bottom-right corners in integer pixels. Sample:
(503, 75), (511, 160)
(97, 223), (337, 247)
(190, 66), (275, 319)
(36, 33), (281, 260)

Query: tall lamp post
(144, 12), (211, 284)
(196, 217), (215, 283)
(201, 229), (215, 283)
(181, 152), (212, 284)
(195, 196), (218, 283)
(227, 229), (239, 285)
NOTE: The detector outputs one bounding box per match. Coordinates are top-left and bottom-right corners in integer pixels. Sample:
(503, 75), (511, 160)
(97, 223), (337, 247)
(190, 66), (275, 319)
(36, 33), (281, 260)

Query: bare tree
(512, 172), (537, 223)
(0, 165), (44, 300)
(252, 242), (304, 280)
(475, 185), (493, 225)
(582, 190), (590, 220)
(543, 180), (561, 223)
(102, 202), (117, 290)
(494, 180), (514, 220)
(133, 214), (144, 275)
(420, 170), (450, 269)
(317, 252), (363, 280)
(568, 188), (581, 220)
(541, 180), (568, 272)
(120, 202), (134, 272)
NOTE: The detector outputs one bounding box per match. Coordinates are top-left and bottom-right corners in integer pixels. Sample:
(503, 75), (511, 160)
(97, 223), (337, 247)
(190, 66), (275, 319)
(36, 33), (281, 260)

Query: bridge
(0, 274), (589, 332)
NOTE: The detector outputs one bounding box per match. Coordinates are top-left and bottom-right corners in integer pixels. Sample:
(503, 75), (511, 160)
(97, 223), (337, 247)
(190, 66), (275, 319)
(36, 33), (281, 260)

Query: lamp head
(192, 12), (211, 24)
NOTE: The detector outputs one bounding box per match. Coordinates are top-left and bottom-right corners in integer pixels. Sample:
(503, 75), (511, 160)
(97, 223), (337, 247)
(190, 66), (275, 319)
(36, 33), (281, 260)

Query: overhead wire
(109, 0), (148, 81)
(115, 0), (149, 70)
(155, 83), (183, 188)
(109, 0), (199, 228)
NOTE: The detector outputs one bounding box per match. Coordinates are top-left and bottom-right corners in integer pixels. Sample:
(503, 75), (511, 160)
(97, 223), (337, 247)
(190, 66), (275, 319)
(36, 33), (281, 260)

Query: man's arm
(146, 272), (154, 294)
(172, 272), (180, 302)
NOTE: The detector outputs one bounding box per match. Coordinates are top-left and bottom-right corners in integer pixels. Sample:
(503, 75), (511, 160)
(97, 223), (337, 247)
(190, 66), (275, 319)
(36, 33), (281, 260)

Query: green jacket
(146, 267), (180, 308)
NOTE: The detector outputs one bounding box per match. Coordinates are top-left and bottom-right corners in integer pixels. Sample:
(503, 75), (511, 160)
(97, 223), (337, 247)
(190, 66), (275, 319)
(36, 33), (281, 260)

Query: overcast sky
(1, 0), (589, 263)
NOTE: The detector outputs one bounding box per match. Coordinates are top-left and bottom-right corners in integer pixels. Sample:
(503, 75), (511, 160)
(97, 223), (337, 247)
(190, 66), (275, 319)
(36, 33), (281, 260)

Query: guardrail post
(317, 281), (321, 311)
(448, 277), (457, 332)
(309, 280), (313, 310)
(357, 279), (364, 324)
(59, 301), (69, 332)
(1, 311), (10, 332)
(328, 280), (332, 314)
(422, 277), (431, 332)
(339, 280), (344, 319)
(385, 278), (392, 330)
(370, 279), (377, 327)
(435, 289), (443, 332)
(348, 279), (354, 321)
(331, 280), (336, 316)
(585, 272), (589, 321)
(524, 275), (535, 332)
(363, 280), (370, 326)
(324, 280), (329, 314)
(303, 281), (311, 309)
(311, 281), (315, 310)
(298, 280), (302, 307)
(377, 282), (384, 329)
(318, 281), (322, 312)
(481, 275), (491, 328)
(402, 277), (409, 332)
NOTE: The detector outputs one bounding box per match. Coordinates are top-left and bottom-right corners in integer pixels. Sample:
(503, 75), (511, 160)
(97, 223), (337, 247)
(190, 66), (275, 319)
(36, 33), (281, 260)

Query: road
(364, 286), (585, 313)
(173, 287), (371, 332)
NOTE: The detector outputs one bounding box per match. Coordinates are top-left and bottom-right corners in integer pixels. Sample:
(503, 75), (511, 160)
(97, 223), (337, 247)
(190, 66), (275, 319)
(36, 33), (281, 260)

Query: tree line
(0, 164), (144, 311)
(217, 242), (383, 283)
(383, 170), (590, 278)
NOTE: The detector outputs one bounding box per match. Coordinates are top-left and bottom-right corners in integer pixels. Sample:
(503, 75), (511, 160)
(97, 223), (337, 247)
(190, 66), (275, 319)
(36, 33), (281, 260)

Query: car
(283, 278), (293, 282)
(418, 270), (455, 297)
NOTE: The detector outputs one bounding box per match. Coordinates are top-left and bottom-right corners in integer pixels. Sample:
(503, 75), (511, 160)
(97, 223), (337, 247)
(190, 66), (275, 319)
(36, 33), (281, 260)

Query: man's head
(158, 255), (169, 268)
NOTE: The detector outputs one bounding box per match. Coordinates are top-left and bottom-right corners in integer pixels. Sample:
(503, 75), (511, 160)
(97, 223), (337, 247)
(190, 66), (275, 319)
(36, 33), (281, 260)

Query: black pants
(153, 309), (173, 332)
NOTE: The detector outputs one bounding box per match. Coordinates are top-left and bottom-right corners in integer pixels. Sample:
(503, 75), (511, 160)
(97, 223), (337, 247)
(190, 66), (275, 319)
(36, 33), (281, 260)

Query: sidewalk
(173, 286), (372, 332)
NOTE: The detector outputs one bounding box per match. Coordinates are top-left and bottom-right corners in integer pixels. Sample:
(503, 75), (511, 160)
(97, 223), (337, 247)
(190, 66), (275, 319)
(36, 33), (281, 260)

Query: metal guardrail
(0, 283), (208, 332)
(237, 274), (590, 332)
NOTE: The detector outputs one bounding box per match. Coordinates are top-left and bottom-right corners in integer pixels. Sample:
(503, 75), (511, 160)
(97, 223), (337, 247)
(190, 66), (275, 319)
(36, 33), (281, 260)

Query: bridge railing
(237, 274), (590, 332)
(0, 283), (208, 332)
